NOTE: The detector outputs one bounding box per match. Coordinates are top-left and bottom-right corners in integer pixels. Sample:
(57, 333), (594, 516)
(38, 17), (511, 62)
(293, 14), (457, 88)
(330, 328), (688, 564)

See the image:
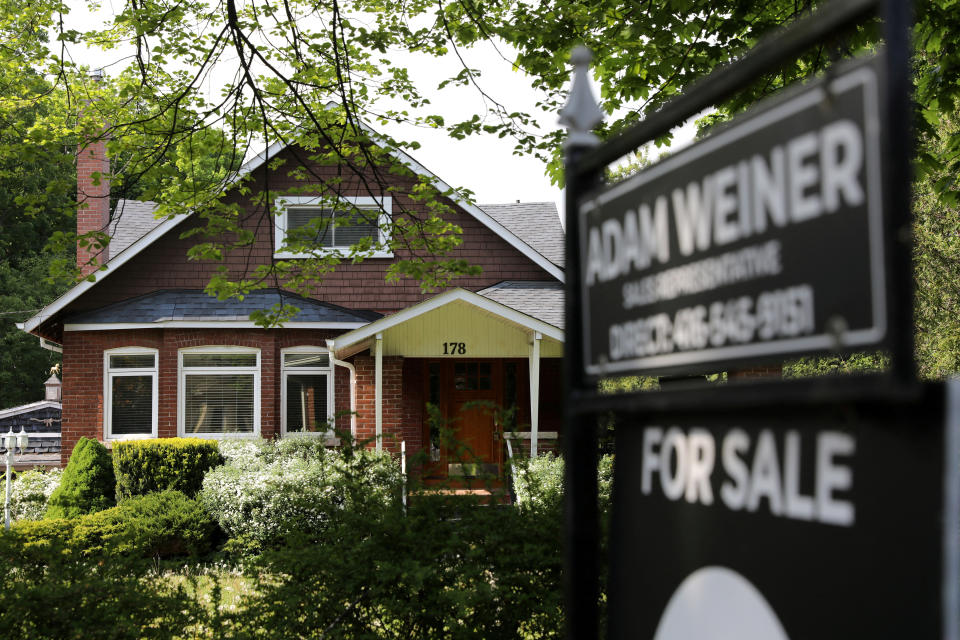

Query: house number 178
(443, 342), (466, 355)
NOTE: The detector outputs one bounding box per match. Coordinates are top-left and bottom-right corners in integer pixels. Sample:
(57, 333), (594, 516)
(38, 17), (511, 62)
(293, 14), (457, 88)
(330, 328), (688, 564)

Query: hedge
(13, 490), (216, 559)
(113, 438), (221, 500)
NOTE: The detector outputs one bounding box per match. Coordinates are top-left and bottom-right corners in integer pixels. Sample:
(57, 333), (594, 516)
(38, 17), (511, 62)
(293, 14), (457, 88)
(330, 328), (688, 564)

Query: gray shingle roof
(109, 199), (162, 256)
(105, 200), (566, 272)
(65, 289), (382, 324)
(477, 281), (564, 329)
(478, 202), (564, 268)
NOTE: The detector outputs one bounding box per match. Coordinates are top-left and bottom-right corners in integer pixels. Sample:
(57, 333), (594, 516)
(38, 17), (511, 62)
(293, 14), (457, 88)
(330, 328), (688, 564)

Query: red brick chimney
(76, 133), (110, 277)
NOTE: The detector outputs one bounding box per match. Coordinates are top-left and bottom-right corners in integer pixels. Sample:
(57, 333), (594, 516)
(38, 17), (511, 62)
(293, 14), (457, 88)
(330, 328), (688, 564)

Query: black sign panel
(579, 55), (887, 379)
(607, 381), (960, 639)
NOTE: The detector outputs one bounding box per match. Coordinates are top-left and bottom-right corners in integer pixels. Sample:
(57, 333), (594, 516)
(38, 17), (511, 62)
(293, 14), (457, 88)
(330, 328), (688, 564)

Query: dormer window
(274, 196), (392, 259)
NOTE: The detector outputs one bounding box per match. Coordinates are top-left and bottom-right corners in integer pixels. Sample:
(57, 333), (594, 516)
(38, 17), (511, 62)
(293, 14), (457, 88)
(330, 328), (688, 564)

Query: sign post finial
(559, 46), (604, 149)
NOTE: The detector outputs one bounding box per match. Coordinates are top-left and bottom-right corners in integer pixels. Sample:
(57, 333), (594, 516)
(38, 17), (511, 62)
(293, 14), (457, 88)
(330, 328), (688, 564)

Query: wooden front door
(423, 360), (505, 478)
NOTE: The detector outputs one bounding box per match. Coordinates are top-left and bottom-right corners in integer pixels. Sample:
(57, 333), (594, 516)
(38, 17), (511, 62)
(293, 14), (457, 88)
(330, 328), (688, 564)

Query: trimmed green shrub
(114, 489), (217, 557)
(113, 437), (221, 500)
(14, 490), (216, 559)
(45, 437), (115, 519)
(0, 468), (62, 522)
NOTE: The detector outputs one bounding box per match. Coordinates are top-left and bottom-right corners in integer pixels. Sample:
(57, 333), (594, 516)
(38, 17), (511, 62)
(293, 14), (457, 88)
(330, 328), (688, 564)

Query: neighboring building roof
(480, 203), (564, 268)
(109, 199), (163, 255)
(478, 280), (565, 329)
(0, 400), (61, 422)
(63, 289), (382, 329)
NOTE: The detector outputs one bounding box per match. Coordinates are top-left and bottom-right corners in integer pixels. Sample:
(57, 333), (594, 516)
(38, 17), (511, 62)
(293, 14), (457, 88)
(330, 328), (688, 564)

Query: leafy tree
(0, 255), (71, 409)
(0, 1), (957, 372)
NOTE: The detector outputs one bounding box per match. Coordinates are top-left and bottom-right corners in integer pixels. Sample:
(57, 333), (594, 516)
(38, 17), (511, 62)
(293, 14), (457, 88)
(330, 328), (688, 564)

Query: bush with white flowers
(1, 468), (63, 522)
(200, 437), (402, 545)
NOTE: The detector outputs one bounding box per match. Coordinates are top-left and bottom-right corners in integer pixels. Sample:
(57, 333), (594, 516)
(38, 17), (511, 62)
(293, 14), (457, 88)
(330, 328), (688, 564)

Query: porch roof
(329, 288), (564, 359)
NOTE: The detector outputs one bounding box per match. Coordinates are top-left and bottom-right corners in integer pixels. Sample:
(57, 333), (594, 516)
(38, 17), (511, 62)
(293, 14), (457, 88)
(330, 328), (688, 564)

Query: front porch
(330, 288), (564, 479)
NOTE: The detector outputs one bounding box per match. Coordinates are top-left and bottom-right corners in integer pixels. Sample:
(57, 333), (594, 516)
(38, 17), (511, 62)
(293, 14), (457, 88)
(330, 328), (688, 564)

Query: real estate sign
(578, 55), (888, 379)
(607, 381), (960, 639)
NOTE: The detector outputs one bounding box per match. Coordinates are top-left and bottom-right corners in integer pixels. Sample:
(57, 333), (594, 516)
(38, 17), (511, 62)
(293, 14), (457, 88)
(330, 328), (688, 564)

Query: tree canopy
(0, 0), (958, 380)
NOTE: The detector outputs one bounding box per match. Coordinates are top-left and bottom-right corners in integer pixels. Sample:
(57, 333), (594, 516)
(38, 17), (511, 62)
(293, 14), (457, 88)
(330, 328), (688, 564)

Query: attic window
(274, 196), (392, 259)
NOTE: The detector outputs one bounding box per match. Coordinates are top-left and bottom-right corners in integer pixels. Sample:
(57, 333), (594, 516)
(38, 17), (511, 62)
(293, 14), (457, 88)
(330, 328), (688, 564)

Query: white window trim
(103, 347), (159, 441)
(280, 346), (335, 437)
(177, 346), (261, 439)
(274, 195), (393, 259)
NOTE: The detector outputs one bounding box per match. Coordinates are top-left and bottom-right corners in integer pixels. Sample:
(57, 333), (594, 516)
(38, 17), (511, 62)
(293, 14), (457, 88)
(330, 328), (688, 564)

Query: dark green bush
(45, 437), (115, 519)
(115, 489), (218, 557)
(0, 531), (211, 639)
(113, 437), (221, 499)
(228, 492), (566, 638)
(15, 490), (216, 559)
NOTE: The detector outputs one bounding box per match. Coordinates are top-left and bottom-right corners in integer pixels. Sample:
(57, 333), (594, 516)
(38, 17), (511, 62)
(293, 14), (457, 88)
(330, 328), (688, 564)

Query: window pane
(284, 352), (330, 368)
(287, 206), (378, 248)
(334, 208), (378, 246)
(111, 375), (153, 435)
(287, 208), (333, 247)
(428, 363), (441, 404)
(183, 353), (257, 368)
(109, 354), (155, 369)
(286, 374), (329, 433)
(503, 363), (517, 409)
(184, 374), (254, 434)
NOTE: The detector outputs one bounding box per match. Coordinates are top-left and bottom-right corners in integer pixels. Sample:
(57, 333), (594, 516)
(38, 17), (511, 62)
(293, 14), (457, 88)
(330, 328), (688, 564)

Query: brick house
(19, 131), (565, 479)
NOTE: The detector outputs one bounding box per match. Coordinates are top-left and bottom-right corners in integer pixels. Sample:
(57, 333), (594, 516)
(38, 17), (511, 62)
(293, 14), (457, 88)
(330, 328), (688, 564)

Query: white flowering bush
(0, 468), (63, 521)
(200, 437), (402, 545)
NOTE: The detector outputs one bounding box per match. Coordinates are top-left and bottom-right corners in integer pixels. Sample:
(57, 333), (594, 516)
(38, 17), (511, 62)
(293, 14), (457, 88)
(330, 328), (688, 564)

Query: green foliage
(113, 437), (222, 500)
(0, 67), (73, 409)
(598, 375), (659, 394)
(0, 529), (211, 640)
(201, 437), (402, 547)
(0, 467), (61, 522)
(224, 491), (566, 638)
(107, 490), (218, 558)
(783, 352), (891, 378)
(0, 254), (70, 408)
(14, 490), (216, 560)
(512, 452), (614, 514)
(44, 437), (115, 519)
(914, 106), (960, 379)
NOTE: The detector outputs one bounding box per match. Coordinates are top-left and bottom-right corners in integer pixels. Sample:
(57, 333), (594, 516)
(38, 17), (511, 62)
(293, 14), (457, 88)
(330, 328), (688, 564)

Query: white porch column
(529, 331), (542, 457)
(375, 332), (383, 452)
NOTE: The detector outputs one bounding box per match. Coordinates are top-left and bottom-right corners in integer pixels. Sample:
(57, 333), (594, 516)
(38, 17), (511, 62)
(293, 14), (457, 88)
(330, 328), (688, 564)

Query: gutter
(327, 340), (357, 440)
(15, 322), (63, 354)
